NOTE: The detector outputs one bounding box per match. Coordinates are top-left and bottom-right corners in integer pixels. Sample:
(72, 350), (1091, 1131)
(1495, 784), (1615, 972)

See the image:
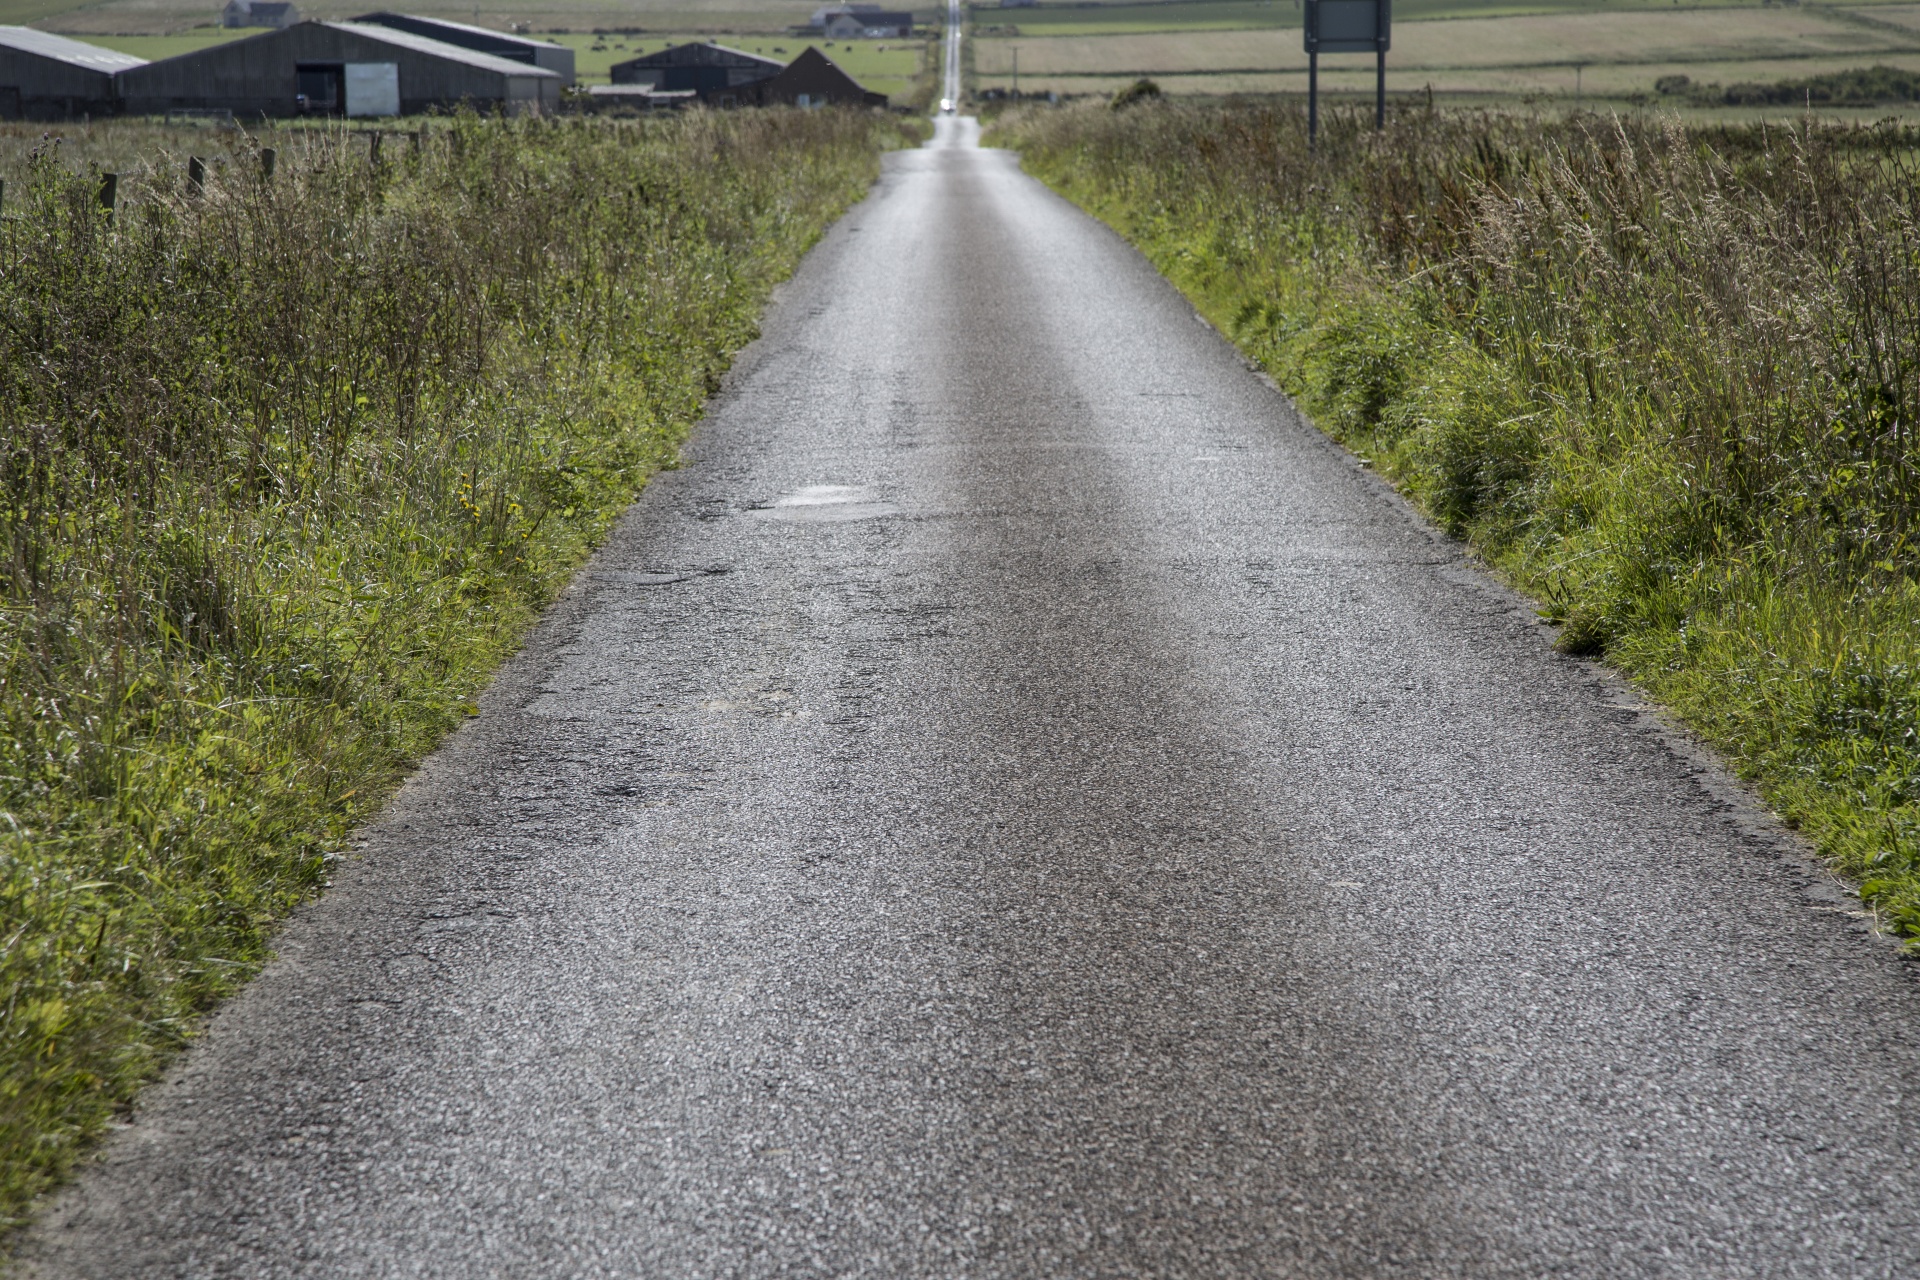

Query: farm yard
(970, 0), (1920, 110)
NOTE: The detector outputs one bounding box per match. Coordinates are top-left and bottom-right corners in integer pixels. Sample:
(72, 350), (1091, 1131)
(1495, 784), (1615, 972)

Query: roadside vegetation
(990, 99), (1920, 941)
(965, 0), (1920, 111)
(0, 107), (916, 1232)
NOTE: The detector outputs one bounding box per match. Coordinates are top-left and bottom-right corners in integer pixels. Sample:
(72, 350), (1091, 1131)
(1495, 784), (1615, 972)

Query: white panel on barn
(344, 62), (399, 116)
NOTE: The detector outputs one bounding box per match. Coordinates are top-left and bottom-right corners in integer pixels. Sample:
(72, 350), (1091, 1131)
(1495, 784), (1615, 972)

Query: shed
(743, 46), (885, 107)
(609, 42), (781, 93)
(116, 21), (560, 117)
(223, 1), (300, 29)
(352, 13), (573, 85)
(0, 27), (144, 119)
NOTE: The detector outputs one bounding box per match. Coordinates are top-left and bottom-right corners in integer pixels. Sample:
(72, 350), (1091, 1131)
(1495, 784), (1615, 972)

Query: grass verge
(989, 99), (1920, 941)
(0, 107), (919, 1233)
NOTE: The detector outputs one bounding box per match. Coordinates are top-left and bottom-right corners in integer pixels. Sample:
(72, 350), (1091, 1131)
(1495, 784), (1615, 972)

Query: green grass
(991, 99), (1920, 944)
(78, 29), (273, 60)
(0, 107), (920, 1239)
(963, 0), (1920, 102)
(554, 31), (929, 94)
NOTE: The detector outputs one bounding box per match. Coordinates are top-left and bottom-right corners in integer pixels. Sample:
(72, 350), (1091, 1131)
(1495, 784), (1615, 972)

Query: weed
(991, 99), (1920, 943)
(0, 108), (913, 1234)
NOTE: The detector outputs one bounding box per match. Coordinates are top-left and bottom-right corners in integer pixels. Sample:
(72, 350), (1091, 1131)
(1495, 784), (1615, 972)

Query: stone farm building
(0, 25), (144, 118)
(821, 10), (913, 38)
(116, 20), (560, 116)
(353, 12), (574, 85)
(222, 1), (300, 29)
(609, 42), (783, 96)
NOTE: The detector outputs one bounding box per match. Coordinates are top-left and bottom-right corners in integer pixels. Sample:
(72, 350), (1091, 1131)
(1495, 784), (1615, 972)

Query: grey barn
(609, 42), (782, 94)
(352, 14), (574, 85)
(116, 21), (559, 117)
(0, 26), (144, 119)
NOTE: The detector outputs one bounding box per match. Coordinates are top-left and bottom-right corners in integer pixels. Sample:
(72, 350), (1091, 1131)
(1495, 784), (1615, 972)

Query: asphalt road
(22, 121), (1920, 1279)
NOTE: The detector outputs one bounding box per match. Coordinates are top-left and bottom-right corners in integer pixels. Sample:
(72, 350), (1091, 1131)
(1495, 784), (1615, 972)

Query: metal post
(1308, 50), (1318, 147)
(1011, 46), (1018, 98)
(1376, 47), (1385, 129)
(1375, 0), (1387, 129)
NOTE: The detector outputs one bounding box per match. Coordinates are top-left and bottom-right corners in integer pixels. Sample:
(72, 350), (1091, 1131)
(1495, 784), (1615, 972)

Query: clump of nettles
(1111, 78), (1161, 110)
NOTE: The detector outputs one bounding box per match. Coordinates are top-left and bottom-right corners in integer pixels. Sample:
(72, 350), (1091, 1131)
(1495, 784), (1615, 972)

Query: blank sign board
(1304, 0), (1390, 53)
(344, 62), (400, 117)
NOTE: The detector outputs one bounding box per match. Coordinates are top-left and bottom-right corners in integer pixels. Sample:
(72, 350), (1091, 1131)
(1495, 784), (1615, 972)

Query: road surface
(21, 117), (1920, 1279)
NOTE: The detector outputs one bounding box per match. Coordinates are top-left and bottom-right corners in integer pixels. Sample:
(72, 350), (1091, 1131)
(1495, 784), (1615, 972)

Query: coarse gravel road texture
(18, 118), (1920, 1280)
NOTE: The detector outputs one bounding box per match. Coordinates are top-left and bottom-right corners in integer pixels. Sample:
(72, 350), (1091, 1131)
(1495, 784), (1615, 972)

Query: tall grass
(992, 100), (1920, 941)
(0, 108), (912, 1230)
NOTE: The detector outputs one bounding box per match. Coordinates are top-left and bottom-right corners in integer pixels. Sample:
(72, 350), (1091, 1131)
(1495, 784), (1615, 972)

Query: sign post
(1303, 0), (1390, 144)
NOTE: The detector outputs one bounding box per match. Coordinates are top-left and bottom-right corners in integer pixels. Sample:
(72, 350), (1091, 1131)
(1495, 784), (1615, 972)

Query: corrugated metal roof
(321, 22), (558, 76)
(352, 12), (552, 53)
(0, 25), (148, 72)
(616, 42), (783, 70)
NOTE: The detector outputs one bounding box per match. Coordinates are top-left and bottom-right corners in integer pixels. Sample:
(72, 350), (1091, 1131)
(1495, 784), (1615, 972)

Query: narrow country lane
(20, 119), (1920, 1279)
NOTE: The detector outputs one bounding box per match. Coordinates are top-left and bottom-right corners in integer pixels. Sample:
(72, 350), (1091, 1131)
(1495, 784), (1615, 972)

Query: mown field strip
(971, 7), (1919, 78)
(1014, 53), (1920, 99)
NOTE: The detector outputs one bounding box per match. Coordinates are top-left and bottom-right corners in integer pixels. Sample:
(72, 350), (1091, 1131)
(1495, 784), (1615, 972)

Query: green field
(547, 31), (928, 88)
(968, 0), (1920, 106)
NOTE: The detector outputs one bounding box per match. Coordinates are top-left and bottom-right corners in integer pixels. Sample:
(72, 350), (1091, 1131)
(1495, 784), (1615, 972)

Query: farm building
(116, 21), (560, 117)
(741, 47), (885, 107)
(222, 1), (300, 29)
(0, 27), (144, 119)
(609, 42), (781, 94)
(352, 13), (574, 85)
(820, 10), (913, 38)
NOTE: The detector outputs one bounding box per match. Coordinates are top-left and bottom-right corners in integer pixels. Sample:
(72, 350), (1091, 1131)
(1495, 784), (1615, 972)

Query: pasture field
(969, 0), (1920, 106)
(545, 31), (927, 88)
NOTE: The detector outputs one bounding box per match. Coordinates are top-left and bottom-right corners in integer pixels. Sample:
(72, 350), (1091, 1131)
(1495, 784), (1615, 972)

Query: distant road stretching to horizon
(20, 79), (1920, 1280)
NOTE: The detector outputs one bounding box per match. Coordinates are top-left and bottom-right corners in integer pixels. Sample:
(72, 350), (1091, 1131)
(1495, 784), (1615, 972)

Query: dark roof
(751, 45), (883, 104)
(248, 2), (298, 15)
(610, 41), (783, 73)
(320, 22), (558, 76)
(0, 25), (147, 72)
(823, 9), (912, 21)
(352, 12), (552, 55)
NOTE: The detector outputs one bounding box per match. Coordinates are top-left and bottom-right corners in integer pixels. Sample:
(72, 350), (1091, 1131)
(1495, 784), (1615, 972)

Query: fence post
(98, 172), (117, 217)
(261, 147), (277, 180)
(188, 155), (206, 194)
(369, 130), (383, 165)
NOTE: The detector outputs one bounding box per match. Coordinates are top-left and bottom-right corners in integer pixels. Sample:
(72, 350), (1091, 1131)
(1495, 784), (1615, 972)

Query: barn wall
(0, 49), (117, 117)
(117, 24), (542, 116)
